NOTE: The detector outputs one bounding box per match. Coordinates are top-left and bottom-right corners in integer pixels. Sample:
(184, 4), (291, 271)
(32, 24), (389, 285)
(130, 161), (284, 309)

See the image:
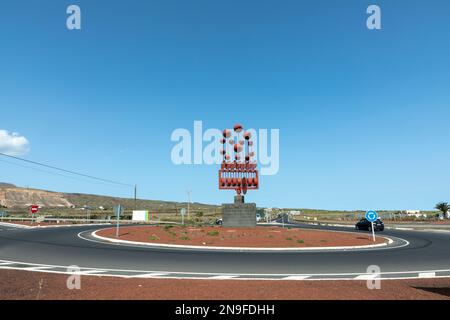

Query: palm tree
(435, 202), (450, 217)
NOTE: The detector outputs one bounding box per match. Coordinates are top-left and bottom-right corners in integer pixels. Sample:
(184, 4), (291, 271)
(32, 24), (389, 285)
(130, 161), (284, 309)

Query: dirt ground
(0, 270), (449, 300)
(96, 225), (385, 248)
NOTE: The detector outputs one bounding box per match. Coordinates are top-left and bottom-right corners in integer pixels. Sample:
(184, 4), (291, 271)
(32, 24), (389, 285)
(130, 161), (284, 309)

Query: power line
(0, 158), (124, 187)
(0, 152), (133, 187)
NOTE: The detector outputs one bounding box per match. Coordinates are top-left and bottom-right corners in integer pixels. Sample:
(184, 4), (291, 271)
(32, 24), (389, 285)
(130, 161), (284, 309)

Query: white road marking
(21, 266), (54, 271)
(418, 272), (436, 278)
(208, 275), (239, 280)
(282, 276), (310, 280)
(1, 257), (449, 279)
(71, 270), (107, 275)
(354, 274), (380, 280)
(0, 257), (449, 281)
(131, 273), (170, 278)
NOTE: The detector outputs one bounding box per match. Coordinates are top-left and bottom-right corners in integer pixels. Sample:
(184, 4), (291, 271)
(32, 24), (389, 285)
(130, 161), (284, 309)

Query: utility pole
(187, 190), (192, 220)
(134, 184), (137, 210)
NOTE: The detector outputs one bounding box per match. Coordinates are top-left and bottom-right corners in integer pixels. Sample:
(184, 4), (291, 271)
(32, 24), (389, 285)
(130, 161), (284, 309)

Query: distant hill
(0, 183), (218, 213)
(0, 184), (73, 208)
(63, 192), (218, 213)
(0, 182), (16, 188)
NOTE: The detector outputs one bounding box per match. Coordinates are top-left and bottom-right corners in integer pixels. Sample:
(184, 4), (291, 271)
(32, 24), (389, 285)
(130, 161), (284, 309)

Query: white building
(400, 210), (426, 218)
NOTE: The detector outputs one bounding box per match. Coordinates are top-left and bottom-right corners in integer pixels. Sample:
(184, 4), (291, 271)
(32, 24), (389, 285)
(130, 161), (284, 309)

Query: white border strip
(89, 228), (392, 252)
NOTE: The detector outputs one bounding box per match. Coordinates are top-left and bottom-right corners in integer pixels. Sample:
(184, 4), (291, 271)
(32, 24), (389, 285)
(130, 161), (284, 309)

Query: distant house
(399, 210), (426, 218)
(403, 210), (421, 215)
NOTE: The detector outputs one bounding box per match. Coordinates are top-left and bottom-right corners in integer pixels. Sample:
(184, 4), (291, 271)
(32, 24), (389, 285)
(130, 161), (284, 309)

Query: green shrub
(297, 239), (304, 244)
(168, 231), (177, 238)
(286, 237), (293, 241)
(179, 236), (190, 240)
(149, 234), (160, 241)
(207, 230), (219, 236)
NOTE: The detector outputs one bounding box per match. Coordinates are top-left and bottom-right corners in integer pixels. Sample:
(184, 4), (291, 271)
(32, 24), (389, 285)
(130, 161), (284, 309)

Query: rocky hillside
(0, 183), (218, 213)
(0, 185), (73, 208)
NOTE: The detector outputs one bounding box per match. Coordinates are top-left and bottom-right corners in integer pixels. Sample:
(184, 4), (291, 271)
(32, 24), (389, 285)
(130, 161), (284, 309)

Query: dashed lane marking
(0, 259), (449, 281)
(354, 274), (380, 280)
(282, 276), (311, 280)
(71, 270), (107, 275)
(418, 272), (436, 278)
(209, 275), (239, 280)
(131, 273), (171, 278)
(21, 266), (54, 271)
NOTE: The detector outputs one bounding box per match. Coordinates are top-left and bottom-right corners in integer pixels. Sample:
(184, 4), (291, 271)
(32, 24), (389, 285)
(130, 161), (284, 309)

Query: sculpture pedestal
(222, 195), (256, 228)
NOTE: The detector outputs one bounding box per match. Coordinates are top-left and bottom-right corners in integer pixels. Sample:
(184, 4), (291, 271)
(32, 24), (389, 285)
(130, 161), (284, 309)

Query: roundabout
(87, 225), (391, 252)
(0, 222), (449, 281)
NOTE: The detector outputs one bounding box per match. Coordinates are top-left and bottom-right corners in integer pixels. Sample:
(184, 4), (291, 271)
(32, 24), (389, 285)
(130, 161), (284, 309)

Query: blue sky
(1, 0), (450, 210)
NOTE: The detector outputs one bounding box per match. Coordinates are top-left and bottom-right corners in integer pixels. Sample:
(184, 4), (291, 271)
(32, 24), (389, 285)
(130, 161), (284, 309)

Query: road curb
(0, 222), (33, 229)
(89, 227), (392, 252)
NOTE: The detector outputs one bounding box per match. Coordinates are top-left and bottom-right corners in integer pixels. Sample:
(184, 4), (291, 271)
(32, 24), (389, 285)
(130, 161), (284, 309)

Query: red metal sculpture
(219, 124), (259, 195)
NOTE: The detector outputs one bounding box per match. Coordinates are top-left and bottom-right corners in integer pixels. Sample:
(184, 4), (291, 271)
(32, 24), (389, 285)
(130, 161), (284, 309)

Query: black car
(355, 218), (384, 231)
(215, 218), (223, 226)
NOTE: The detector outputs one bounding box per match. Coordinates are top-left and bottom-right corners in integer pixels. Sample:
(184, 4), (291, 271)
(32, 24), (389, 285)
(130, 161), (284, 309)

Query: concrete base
(222, 196), (257, 228)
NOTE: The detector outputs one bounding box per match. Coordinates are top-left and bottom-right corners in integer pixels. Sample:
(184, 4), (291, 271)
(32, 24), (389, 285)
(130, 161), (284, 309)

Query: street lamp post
(187, 190), (192, 221)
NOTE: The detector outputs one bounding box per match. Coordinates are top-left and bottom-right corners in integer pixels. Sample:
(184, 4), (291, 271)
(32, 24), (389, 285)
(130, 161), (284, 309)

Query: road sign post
(180, 208), (186, 225)
(114, 205), (124, 238)
(365, 210), (378, 242)
(30, 205), (39, 225)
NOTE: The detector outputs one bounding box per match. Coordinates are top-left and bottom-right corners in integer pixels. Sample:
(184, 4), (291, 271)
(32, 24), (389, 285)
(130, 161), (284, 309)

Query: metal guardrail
(0, 217), (181, 225)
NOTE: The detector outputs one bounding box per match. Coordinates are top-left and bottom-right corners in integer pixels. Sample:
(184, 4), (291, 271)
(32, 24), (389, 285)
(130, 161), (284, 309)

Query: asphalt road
(0, 222), (449, 279)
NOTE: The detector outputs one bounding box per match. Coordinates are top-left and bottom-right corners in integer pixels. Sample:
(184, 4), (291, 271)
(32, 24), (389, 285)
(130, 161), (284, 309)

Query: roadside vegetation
(435, 202), (450, 218)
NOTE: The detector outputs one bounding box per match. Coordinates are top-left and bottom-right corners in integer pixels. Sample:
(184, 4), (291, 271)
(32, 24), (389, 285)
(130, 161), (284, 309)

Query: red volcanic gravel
(96, 225), (386, 248)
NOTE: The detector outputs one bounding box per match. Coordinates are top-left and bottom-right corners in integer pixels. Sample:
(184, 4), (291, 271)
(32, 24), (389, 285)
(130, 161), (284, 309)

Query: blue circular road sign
(365, 210), (378, 223)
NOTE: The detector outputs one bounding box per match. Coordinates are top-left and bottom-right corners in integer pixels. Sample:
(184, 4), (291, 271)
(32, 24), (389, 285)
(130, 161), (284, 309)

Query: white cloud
(0, 130), (30, 156)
